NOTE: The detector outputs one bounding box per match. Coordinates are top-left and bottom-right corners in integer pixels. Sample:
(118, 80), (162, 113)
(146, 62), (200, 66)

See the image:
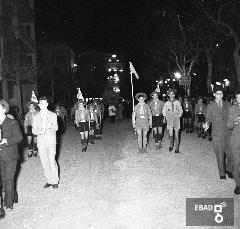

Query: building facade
(37, 42), (75, 105)
(0, 0), (37, 113)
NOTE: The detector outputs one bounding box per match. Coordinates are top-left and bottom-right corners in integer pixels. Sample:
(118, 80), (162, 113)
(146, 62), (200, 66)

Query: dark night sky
(35, 0), (232, 97)
(34, 0), (146, 55)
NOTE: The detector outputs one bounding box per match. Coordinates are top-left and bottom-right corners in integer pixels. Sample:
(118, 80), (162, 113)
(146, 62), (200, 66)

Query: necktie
(172, 102), (174, 112)
(218, 100), (222, 108)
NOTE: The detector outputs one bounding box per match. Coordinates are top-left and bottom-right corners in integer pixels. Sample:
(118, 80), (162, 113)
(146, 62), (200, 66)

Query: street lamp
(174, 72), (182, 79)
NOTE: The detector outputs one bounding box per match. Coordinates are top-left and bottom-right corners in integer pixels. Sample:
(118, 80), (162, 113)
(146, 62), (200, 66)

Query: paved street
(1, 119), (240, 229)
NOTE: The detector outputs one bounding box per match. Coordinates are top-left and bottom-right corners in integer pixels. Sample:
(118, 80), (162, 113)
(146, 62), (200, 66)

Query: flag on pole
(77, 87), (84, 100)
(129, 62), (139, 79)
(31, 91), (38, 103)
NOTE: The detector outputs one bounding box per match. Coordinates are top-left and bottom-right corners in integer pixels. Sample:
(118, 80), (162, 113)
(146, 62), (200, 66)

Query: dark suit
(0, 117), (22, 207)
(206, 100), (233, 177)
(227, 104), (240, 186)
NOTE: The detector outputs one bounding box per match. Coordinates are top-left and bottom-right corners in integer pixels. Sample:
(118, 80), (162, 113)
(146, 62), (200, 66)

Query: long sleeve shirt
(227, 104), (240, 131)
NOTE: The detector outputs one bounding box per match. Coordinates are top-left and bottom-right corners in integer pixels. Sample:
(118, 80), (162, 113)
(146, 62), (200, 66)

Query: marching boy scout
(227, 88), (240, 195)
(75, 100), (90, 152)
(162, 88), (183, 153)
(149, 91), (164, 149)
(132, 92), (152, 154)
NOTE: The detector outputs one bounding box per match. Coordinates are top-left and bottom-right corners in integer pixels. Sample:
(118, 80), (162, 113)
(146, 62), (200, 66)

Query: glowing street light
(174, 72), (182, 79)
(224, 79), (230, 87)
(216, 82), (221, 85)
(108, 59), (112, 62)
(112, 54), (116, 58)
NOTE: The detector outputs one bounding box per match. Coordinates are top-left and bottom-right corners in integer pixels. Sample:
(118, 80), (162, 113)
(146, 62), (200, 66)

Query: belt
(80, 121), (86, 122)
(140, 116), (146, 118)
(90, 120), (95, 122)
(197, 113), (202, 114)
(154, 114), (162, 116)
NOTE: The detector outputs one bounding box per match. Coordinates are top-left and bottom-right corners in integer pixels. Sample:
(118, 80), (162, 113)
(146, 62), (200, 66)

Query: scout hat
(77, 99), (85, 106)
(87, 103), (96, 110)
(26, 100), (37, 108)
(166, 88), (177, 96)
(150, 91), (159, 97)
(135, 92), (147, 100)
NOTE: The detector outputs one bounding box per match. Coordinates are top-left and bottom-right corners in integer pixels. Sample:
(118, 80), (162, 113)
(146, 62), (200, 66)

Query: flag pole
(130, 72), (135, 111)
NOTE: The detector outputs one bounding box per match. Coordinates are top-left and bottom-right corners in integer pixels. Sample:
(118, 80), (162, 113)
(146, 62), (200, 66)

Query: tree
(197, 0), (240, 86)
(5, 64), (37, 112)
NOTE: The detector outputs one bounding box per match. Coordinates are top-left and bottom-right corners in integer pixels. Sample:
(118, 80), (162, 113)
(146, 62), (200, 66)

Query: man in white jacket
(32, 96), (59, 189)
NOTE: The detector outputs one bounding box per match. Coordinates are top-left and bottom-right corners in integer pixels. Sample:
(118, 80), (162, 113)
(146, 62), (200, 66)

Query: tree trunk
(233, 46), (240, 86)
(206, 50), (213, 94)
(16, 76), (23, 114)
(51, 79), (54, 103)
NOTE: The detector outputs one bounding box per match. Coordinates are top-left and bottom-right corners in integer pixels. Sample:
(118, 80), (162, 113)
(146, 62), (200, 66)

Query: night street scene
(1, 0), (240, 228)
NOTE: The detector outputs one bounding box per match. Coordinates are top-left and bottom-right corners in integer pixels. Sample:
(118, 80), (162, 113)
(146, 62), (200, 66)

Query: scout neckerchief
(139, 102), (145, 115)
(184, 101), (189, 111)
(169, 98), (176, 112)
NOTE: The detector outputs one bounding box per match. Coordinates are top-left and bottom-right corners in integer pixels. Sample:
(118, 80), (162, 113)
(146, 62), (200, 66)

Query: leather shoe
(5, 205), (13, 211)
(52, 184), (58, 189)
(234, 186), (240, 195)
(175, 149), (180, 154)
(169, 147), (173, 152)
(44, 183), (52, 188)
(226, 171), (234, 179)
(220, 175), (226, 180)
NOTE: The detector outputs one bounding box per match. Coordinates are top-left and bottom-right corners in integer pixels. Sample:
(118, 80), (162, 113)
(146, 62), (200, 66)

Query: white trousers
(38, 144), (59, 184)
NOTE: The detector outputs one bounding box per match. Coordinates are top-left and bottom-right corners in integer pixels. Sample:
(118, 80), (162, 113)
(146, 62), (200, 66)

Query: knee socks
(33, 143), (38, 151)
(169, 136), (174, 147)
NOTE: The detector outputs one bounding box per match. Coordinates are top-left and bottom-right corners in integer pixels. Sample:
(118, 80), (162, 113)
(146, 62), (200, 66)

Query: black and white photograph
(0, 0), (240, 228)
